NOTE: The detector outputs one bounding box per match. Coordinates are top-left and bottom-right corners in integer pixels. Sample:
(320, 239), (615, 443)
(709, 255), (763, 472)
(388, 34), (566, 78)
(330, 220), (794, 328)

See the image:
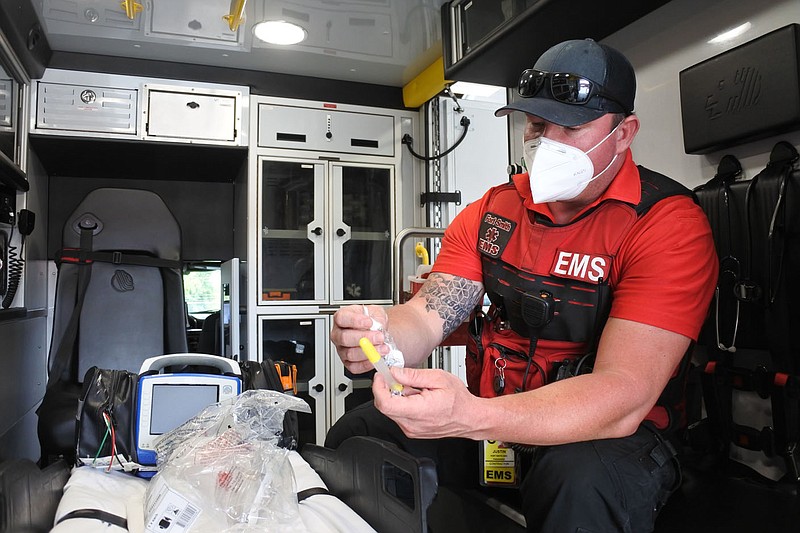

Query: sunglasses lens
(518, 69), (546, 98)
(516, 71), (627, 111)
(550, 73), (594, 104)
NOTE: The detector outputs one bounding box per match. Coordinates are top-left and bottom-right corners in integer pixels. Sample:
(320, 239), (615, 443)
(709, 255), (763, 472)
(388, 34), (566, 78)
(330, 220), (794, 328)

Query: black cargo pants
(325, 401), (679, 533)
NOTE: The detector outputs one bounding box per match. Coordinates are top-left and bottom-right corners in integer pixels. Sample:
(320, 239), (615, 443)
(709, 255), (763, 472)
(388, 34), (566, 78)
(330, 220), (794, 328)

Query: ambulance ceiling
(31, 0), (449, 87)
(13, 1), (675, 93)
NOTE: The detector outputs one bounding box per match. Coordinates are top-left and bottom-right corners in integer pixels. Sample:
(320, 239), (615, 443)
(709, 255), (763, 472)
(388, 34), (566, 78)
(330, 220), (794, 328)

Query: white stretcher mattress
(50, 451), (376, 533)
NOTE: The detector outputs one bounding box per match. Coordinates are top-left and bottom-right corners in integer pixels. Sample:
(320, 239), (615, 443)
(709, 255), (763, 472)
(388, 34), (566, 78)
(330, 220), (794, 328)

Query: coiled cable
(2, 226), (24, 309)
(402, 115), (471, 161)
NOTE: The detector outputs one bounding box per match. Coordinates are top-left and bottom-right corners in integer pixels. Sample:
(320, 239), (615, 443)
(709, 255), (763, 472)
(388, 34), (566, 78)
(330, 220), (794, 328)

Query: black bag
(240, 359), (300, 450)
(74, 366), (139, 468)
(73, 360), (300, 469)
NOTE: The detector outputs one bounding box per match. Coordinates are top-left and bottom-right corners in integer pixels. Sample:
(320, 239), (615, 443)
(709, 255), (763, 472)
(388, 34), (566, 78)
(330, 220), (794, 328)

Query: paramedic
(327, 38), (718, 533)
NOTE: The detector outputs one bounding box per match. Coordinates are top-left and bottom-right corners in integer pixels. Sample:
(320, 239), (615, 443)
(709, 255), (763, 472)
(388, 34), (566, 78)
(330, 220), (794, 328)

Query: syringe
(359, 337), (404, 396)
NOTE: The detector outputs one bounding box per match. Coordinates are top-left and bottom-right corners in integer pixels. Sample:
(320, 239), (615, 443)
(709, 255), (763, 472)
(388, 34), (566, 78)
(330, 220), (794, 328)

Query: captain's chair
(38, 188), (187, 462)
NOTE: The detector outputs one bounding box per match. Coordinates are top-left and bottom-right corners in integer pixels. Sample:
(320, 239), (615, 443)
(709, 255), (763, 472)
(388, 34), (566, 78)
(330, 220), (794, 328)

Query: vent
(351, 138), (379, 148)
(276, 133), (307, 143)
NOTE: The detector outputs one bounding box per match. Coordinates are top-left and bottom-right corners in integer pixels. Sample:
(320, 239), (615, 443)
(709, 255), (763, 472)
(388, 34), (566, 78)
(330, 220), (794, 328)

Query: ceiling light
(708, 22), (752, 44)
(253, 20), (307, 45)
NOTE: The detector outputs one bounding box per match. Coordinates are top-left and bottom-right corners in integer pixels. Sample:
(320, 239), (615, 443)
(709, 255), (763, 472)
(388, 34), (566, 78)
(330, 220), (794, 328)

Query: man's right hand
(330, 304), (389, 375)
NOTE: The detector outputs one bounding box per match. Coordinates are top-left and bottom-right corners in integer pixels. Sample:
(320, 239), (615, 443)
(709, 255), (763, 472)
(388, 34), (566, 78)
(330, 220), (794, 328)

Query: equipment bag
(75, 366), (139, 470)
(240, 359), (301, 450)
(73, 358), (301, 472)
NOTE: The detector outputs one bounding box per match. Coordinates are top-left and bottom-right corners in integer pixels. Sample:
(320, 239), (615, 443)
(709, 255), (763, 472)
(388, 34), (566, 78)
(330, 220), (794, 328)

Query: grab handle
(138, 353), (241, 376)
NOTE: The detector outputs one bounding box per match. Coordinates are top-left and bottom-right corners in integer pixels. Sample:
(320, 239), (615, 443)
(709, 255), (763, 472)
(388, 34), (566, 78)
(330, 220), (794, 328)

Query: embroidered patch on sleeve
(477, 212), (516, 258)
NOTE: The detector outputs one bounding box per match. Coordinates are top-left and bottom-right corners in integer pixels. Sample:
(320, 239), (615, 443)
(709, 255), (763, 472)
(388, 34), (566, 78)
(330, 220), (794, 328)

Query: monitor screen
(150, 384), (218, 435)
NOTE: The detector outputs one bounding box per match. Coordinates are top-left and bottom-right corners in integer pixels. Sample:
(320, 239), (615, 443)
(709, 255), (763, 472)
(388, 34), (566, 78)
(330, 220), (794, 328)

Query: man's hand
(372, 367), (478, 439)
(330, 304), (389, 375)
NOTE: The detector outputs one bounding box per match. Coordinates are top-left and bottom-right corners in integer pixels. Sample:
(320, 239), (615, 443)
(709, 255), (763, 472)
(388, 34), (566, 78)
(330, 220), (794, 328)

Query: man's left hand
(372, 367), (476, 439)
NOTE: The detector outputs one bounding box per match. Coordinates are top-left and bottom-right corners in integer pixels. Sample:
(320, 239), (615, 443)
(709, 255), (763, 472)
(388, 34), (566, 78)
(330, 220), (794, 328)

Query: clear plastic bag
(144, 390), (312, 533)
(363, 305), (405, 368)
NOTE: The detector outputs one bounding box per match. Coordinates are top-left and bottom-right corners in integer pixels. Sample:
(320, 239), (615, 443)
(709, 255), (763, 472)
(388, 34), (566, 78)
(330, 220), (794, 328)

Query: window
(183, 265), (221, 320)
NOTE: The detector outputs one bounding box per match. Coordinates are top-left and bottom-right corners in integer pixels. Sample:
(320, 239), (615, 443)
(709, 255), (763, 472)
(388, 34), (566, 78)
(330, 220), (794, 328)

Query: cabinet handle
(311, 227), (323, 236)
(336, 228), (346, 237)
(312, 383), (324, 392)
(338, 383), (348, 392)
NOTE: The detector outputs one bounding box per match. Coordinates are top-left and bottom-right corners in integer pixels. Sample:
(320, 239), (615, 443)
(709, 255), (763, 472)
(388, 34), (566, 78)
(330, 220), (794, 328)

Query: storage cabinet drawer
(144, 86), (241, 143)
(258, 104), (394, 156)
(35, 82), (137, 135)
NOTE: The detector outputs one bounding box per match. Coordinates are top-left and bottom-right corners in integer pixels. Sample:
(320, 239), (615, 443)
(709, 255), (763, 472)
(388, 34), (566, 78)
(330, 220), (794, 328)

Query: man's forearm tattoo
(417, 273), (483, 337)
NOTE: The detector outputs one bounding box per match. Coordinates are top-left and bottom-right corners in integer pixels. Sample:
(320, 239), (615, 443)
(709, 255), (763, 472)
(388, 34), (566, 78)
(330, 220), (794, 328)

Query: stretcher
(1, 436), (438, 533)
(50, 451), (375, 533)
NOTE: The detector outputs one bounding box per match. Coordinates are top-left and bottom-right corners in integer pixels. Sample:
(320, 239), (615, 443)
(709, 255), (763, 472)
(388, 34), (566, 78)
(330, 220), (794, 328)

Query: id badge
(479, 440), (521, 487)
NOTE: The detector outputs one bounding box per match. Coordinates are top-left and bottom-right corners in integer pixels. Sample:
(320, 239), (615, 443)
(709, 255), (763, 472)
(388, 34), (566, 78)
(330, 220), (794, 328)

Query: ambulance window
(183, 264), (221, 320)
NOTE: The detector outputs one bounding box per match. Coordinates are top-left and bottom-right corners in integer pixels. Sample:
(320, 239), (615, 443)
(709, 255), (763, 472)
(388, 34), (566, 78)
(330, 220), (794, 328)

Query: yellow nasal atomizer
(359, 337), (404, 396)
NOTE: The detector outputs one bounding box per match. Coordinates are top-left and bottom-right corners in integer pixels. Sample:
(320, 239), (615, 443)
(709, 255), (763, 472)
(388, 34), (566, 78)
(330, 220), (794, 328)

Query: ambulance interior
(1, 0), (800, 531)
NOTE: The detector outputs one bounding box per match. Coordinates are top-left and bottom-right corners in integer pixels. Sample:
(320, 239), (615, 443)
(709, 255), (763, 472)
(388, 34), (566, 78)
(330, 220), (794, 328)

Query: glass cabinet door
(259, 315), (327, 446)
(330, 163), (393, 303)
(330, 352), (375, 428)
(259, 158), (326, 304)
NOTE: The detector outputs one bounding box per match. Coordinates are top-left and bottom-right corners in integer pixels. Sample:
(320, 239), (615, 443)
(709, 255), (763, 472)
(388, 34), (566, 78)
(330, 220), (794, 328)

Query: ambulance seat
(196, 311), (221, 355)
(654, 144), (800, 532)
(37, 187), (187, 462)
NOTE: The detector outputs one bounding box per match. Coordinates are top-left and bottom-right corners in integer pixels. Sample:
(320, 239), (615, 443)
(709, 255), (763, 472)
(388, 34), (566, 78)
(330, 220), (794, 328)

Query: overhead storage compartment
(28, 70), (249, 182)
(31, 69), (248, 147)
(144, 85), (241, 144)
(35, 82), (138, 135)
(442, 0), (674, 88)
(258, 103), (395, 157)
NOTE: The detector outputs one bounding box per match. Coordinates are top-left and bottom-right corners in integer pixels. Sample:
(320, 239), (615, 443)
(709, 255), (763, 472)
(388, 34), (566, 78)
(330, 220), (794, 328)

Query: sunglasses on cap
(518, 69), (631, 114)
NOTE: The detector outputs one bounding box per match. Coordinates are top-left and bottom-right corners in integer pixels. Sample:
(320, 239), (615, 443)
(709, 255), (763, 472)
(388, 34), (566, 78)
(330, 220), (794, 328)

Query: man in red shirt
(329, 39), (717, 532)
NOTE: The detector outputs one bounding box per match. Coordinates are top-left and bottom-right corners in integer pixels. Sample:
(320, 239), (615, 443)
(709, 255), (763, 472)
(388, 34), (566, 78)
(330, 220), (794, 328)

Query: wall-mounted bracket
(420, 191), (461, 207)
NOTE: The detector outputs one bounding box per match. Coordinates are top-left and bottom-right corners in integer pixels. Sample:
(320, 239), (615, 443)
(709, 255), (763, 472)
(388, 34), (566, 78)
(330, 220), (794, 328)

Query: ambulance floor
(655, 461), (800, 533)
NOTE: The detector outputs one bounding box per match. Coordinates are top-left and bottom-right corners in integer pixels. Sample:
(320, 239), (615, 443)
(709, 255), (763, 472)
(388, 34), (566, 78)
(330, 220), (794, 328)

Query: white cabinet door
(330, 162), (393, 304)
(258, 157), (393, 306)
(258, 157), (327, 305)
(257, 313), (374, 446)
(258, 104), (394, 157)
(258, 314), (328, 446)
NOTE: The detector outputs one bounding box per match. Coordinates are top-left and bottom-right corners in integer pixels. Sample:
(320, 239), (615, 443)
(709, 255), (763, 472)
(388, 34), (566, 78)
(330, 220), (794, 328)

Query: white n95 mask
(523, 122), (622, 204)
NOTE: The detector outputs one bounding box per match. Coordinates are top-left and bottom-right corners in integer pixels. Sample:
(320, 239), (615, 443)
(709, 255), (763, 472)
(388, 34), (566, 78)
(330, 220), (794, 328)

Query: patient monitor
(135, 354), (242, 467)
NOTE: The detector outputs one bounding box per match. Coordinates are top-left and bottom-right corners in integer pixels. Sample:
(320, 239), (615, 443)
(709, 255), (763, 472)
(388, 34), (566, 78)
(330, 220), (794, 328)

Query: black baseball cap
(495, 39), (636, 127)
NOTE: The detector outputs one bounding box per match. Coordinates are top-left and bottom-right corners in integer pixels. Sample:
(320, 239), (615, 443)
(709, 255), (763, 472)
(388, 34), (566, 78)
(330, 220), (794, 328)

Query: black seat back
(693, 143), (800, 482)
(39, 188), (187, 461)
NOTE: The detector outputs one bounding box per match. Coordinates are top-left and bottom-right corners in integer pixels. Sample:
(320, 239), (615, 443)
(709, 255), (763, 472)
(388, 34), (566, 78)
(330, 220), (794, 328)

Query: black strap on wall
(47, 224), (96, 386)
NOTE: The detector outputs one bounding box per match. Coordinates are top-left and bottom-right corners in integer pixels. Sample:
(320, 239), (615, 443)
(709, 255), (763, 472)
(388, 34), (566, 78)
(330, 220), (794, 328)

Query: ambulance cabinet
(31, 70), (248, 147)
(250, 97), (418, 446)
(257, 103), (394, 157)
(257, 156), (393, 306)
(258, 314), (373, 445)
(34, 82), (138, 136)
(144, 85), (242, 144)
